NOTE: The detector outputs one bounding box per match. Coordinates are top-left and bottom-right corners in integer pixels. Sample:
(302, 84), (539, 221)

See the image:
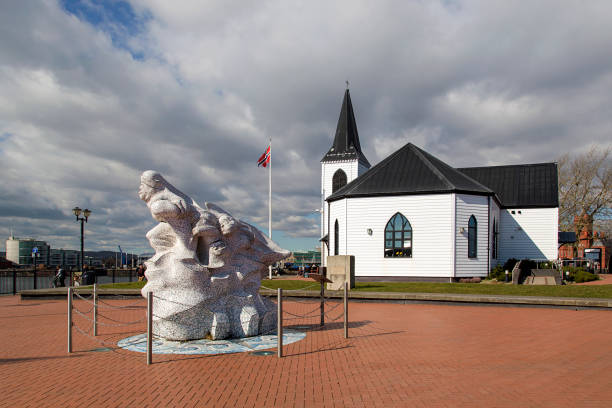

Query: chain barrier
(97, 297), (146, 309)
(68, 280), (353, 362)
(260, 282), (320, 292)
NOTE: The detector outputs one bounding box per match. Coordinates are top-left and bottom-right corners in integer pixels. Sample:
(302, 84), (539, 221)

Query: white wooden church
(320, 90), (559, 281)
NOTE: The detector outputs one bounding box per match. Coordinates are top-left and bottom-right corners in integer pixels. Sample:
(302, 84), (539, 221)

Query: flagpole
(268, 136), (273, 280)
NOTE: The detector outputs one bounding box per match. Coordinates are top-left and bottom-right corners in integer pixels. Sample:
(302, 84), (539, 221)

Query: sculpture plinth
(139, 171), (289, 340)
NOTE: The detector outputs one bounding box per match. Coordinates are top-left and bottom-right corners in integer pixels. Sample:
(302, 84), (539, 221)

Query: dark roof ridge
(459, 162), (557, 170)
(414, 144), (494, 193)
(409, 144), (454, 190)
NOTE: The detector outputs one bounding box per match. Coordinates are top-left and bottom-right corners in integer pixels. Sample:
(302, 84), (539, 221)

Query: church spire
(321, 89), (370, 167)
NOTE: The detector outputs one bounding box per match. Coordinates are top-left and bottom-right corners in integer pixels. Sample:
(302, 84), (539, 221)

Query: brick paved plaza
(1, 294), (612, 407)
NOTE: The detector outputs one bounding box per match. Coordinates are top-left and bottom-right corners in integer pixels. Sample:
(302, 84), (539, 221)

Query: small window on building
(468, 215), (477, 258)
(384, 213), (412, 258)
(332, 169), (347, 193)
(334, 219), (339, 255)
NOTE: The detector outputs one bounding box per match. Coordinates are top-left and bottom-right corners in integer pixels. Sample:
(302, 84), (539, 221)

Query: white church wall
(321, 160), (361, 267)
(329, 194), (455, 278)
(321, 161), (359, 200)
(455, 194), (489, 277)
(328, 199), (348, 257)
(498, 208), (558, 263)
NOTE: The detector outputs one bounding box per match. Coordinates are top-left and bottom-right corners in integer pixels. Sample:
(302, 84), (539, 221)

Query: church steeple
(321, 89), (370, 167)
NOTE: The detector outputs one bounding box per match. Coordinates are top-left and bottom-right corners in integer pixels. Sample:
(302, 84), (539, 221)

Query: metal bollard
(277, 288), (283, 358)
(344, 282), (348, 339)
(68, 287), (73, 353)
(93, 283), (98, 336)
(147, 291), (153, 365)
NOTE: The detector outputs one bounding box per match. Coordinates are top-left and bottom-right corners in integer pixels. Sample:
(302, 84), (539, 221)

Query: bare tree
(558, 146), (612, 238)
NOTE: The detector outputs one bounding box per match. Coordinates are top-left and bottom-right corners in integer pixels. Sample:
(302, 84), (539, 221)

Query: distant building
(559, 217), (611, 272)
(288, 250), (321, 266)
(5, 236), (50, 265)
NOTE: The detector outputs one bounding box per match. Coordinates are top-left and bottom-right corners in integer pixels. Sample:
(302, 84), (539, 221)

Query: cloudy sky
(1, 0), (611, 254)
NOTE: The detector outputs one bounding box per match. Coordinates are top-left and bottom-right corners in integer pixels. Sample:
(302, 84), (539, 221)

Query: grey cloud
(1, 0), (612, 253)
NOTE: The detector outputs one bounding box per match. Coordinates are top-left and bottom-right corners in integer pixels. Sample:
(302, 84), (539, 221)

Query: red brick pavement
(1, 294), (612, 407)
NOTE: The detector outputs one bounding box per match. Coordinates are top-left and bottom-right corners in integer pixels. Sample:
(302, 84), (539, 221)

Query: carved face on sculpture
(138, 170), (165, 202)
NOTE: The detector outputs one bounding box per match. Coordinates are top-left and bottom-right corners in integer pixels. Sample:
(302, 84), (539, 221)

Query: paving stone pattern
(1, 295), (612, 407)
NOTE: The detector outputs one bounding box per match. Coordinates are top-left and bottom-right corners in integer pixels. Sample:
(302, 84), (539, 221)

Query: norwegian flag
(257, 145), (271, 167)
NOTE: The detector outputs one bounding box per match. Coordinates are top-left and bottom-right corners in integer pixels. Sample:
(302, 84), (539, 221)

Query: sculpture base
(152, 294), (277, 341)
(117, 330), (305, 355)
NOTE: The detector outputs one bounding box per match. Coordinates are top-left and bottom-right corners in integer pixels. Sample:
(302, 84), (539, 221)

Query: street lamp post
(72, 207), (91, 276)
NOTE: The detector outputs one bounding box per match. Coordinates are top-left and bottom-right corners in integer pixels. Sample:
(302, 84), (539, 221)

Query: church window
(332, 169), (347, 193)
(468, 215), (477, 258)
(492, 218), (498, 259)
(384, 213), (412, 258)
(334, 219), (339, 255)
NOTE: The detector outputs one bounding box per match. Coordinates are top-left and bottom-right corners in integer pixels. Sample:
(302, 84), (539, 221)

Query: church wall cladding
(321, 161), (359, 200)
(329, 194), (455, 278)
(498, 207), (558, 264)
(455, 194), (490, 277)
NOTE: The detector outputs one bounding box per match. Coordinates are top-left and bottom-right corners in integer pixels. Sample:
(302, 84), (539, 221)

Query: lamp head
(83, 208), (91, 221)
(72, 207), (82, 218)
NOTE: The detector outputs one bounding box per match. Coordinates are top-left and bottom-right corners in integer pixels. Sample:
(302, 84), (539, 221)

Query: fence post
(344, 282), (348, 339)
(277, 288), (283, 358)
(93, 283), (98, 336)
(12, 269), (17, 295)
(320, 279), (324, 327)
(68, 287), (73, 353)
(147, 291), (153, 365)
(112, 268), (116, 284)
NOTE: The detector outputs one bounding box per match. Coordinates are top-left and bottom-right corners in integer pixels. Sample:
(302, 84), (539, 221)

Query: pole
(80, 219), (84, 274)
(93, 283), (98, 336)
(68, 287), (73, 353)
(344, 282), (348, 339)
(147, 291), (153, 365)
(33, 255), (37, 290)
(320, 279), (324, 327)
(268, 137), (273, 280)
(277, 288), (282, 358)
(12, 269), (16, 295)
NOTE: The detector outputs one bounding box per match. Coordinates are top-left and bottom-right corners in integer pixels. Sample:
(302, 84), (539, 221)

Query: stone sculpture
(138, 170), (290, 340)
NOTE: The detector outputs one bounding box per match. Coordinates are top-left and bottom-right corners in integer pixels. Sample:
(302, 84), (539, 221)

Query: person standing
(137, 264), (146, 282)
(54, 266), (65, 288)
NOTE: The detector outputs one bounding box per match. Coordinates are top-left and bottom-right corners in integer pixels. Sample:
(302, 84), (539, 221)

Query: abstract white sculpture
(138, 170), (290, 340)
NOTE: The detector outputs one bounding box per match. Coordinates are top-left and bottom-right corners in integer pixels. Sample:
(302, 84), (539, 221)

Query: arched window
(332, 169), (347, 193)
(384, 213), (412, 258)
(334, 219), (339, 255)
(468, 215), (477, 258)
(492, 218), (498, 259)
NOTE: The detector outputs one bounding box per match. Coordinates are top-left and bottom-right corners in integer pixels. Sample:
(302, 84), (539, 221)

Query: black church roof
(327, 143), (493, 202)
(321, 89), (371, 167)
(458, 163), (559, 208)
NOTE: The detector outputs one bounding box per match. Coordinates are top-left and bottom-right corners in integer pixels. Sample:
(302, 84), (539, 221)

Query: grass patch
(98, 279), (612, 299)
(262, 280), (612, 299)
(98, 281), (145, 290)
(260, 280), (322, 291)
